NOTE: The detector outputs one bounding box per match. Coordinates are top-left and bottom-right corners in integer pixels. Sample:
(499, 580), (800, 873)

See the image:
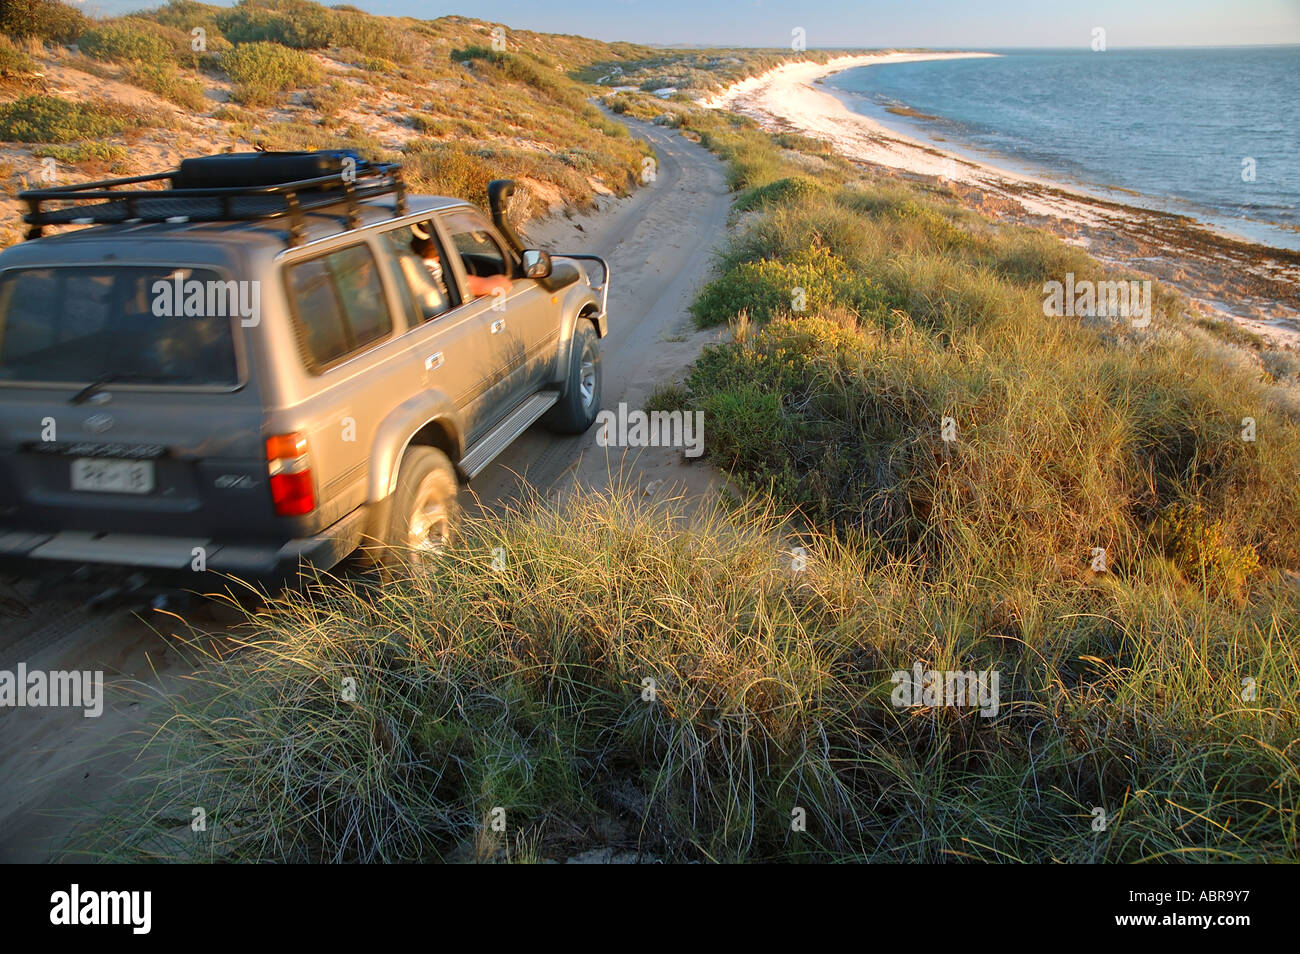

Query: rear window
(0, 265), (240, 387)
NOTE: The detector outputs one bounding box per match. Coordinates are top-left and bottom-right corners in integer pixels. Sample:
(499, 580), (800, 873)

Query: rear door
(0, 263), (268, 555)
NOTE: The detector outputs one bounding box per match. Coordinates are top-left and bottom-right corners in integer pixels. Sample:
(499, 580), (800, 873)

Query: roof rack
(18, 152), (408, 247)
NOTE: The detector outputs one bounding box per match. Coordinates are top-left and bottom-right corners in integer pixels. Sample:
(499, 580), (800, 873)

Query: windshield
(0, 266), (240, 387)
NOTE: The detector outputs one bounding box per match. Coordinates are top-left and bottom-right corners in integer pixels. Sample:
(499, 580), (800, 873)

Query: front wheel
(543, 321), (601, 434)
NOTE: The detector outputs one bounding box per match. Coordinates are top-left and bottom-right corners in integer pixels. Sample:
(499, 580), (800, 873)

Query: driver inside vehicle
(410, 223), (512, 301)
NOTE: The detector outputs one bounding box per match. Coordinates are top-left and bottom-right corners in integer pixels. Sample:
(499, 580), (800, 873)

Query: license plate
(70, 458), (155, 494)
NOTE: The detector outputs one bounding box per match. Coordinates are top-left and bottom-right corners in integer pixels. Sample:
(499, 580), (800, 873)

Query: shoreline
(702, 53), (1300, 349)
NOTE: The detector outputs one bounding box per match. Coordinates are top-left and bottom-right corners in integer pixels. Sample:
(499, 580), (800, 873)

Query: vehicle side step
(460, 391), (559, 479)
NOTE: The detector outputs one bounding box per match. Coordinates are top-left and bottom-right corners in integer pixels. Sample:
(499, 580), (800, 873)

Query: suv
(0, 151), (608, 583)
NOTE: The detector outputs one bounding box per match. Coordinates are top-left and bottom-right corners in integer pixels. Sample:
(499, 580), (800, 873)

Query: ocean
(821, 47), (1300, 251)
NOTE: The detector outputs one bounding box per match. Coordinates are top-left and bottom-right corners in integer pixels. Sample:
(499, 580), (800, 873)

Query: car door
(377, 222), (502, 444)
(437, 208), (556, 400)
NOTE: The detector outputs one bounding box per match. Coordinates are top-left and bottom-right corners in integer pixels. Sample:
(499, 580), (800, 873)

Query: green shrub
(333, 10), (419, 63)
(216, 0), (335, 49)
(146, 0), (222, 32)
(222, 41), (323, 106)
(0, 94), (125, 142)
(78, 19), (174, 63)
(0, 0), (88, 43)
(1153, 502), (1261, 598)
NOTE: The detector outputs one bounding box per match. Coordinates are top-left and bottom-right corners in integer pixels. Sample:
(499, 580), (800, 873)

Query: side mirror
(521, 249), (552, 280)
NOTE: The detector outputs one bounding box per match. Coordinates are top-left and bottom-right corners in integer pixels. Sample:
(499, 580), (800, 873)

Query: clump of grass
(401, 141), (498, 205)
(235, 119), (385, 157)
(303, 81), (348, 121)
(733, 174), (825, 213)
(690, 244), (884, 327)
(0, 94), (126, 141)
(644, 381), (690, 412)
(0, 36), (42, 88)
(123, 61), (207, 111)
(408, 112), (451, 136)
(87, 485), (1300, 862)
(222, 41), (323, 106)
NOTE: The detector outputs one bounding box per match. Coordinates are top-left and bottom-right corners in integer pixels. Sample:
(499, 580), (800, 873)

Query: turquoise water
(822, 48), (1300, 251)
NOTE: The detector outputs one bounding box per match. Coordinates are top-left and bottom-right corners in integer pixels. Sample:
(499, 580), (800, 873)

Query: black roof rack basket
(18, 151), (407, 247)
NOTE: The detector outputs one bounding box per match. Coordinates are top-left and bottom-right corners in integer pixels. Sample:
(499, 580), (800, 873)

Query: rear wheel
(543, 321), (601, 434)
(369, 446), (459, 570)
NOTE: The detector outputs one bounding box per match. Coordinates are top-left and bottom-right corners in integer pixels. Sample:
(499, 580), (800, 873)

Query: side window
(286, 243), (391, 370)
(381, 225), (455, 323)
(287, 258), (349, 366)
(441, 210), (512, 290)
(331, 244), (390, 346)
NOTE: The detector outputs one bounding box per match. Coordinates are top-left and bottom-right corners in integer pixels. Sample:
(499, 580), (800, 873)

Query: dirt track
(0, 117), (732, 862)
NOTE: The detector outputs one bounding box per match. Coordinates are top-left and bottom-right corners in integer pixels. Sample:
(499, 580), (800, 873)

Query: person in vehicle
(410, 224), (512, 300)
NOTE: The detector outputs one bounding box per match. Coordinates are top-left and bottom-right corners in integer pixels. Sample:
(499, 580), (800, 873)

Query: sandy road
(476, 117), (732, 508)
(0, 117), (731, 862)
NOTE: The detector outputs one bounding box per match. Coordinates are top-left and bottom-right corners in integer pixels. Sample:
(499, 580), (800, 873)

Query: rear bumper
(0, 505), (368, 585)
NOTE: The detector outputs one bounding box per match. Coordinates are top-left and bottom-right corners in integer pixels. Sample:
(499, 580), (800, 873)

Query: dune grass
(670, 106), (1300, 602)
(88, 485), (1298, 863)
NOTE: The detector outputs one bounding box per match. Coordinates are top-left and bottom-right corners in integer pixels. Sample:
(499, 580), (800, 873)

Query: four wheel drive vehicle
(0, 151), (609, 582)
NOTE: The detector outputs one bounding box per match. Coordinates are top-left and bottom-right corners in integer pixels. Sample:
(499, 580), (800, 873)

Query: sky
(79, 0), (1300, 48)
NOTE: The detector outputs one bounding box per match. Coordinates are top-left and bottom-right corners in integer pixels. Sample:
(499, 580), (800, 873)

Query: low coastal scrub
(32, 141), (128, 164)
(0, 3), (651, 218)
(122, 61), (207, 111)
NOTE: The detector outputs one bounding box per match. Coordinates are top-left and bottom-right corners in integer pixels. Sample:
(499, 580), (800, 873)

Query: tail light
(266, 432), (314, 516)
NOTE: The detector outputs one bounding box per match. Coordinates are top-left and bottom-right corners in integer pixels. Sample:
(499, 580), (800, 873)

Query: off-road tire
(543, 321), (601, 434)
